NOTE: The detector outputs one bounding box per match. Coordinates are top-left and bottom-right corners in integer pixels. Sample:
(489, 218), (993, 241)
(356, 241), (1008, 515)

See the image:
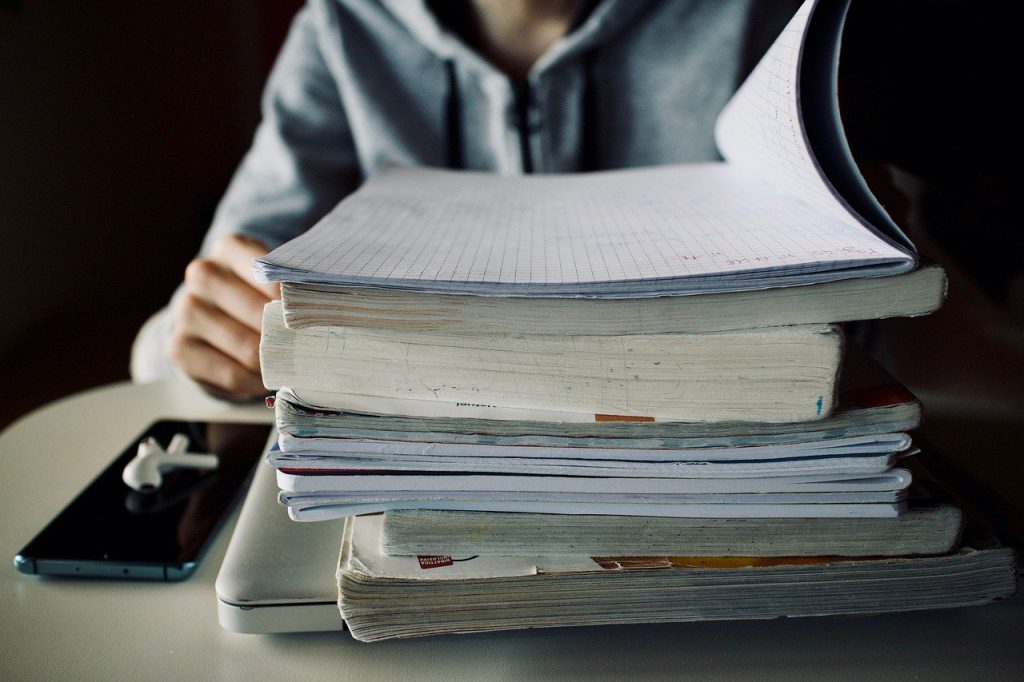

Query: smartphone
(14, 419), (272, 581)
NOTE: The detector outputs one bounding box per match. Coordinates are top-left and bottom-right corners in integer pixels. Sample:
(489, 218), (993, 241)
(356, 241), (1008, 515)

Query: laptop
(216, 454), (346, 633)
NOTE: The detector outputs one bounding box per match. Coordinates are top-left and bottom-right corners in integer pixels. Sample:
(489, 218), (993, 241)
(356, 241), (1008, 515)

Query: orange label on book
(594, 414), (655, 423)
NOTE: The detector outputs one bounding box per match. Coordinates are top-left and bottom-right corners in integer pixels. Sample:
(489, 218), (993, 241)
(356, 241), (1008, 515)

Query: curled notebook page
(255, 0), (915, 297)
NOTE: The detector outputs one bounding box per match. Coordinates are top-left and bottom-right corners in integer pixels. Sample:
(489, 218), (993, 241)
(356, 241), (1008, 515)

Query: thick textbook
(256, 0), (917, 301)
(278, 263), (945, 334)
(260, 302), (843, 423)
(337, 515), (1016, 642)
(271, 347), (922, 447)
(379, 505), (963, 558)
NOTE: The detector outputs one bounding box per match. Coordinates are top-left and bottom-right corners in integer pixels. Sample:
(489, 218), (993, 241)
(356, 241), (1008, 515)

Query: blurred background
(0, 0), (302, 427)
(840, 1), (1020, 540)
(0, 1), (1019, 531)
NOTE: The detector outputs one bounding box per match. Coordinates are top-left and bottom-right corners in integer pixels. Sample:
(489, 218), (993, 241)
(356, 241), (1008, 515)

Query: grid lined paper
(715, 0), (857, 229)
(255, 0), (913, 297)
(256, 163), (911, 296)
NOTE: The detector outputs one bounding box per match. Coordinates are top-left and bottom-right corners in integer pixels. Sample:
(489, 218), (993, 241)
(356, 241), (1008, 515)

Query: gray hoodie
(132, 0), (798, 382)
(201, 0), (798, 252)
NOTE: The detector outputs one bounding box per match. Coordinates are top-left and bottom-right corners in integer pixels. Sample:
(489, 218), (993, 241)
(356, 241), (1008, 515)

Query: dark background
(840, 1), (1021, 535)
(0, 0), (302, 427)
(0, 1), (1020, 527)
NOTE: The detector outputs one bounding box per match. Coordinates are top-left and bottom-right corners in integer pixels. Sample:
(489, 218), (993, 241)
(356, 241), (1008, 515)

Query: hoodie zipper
(511, 78), (535, 174)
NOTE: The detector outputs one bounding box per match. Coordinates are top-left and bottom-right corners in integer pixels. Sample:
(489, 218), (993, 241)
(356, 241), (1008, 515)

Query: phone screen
(15, 420), (273, 581)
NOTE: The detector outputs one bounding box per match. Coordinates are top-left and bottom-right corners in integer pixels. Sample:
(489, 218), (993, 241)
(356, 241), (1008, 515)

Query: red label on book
(417, 555), (454, 569)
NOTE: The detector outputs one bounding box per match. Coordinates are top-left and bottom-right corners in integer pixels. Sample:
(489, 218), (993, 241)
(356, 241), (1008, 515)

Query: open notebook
(254, 0), (915, 298)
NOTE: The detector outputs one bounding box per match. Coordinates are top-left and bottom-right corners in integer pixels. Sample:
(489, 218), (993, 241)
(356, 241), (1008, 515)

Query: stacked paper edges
(251, 0), (1015, 641)
(268, 364), (918, 522)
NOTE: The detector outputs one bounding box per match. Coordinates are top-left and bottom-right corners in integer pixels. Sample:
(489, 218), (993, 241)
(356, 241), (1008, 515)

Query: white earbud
(122, 433), (219, 492)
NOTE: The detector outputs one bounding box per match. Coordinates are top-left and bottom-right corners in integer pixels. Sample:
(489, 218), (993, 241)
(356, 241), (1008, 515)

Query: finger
(173, 293), (262, 371)
(167, 333), (267, 400)
(183, 259), (269, 333)
(210, 234), (281, 300)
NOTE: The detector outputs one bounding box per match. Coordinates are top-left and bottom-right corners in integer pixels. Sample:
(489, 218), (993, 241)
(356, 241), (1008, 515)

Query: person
(131, 0), (799, 401)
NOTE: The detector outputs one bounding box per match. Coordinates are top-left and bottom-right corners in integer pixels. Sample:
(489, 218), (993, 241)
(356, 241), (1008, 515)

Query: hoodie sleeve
(132, 3), (361, 387)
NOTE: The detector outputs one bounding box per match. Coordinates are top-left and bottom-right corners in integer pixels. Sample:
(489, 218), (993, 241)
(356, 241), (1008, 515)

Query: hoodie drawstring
(445, 59), (464, 169)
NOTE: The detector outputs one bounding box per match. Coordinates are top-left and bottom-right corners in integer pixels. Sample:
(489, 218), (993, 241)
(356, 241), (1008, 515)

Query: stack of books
(265, 344), (920, 521)
(253, 0), (1016, 641)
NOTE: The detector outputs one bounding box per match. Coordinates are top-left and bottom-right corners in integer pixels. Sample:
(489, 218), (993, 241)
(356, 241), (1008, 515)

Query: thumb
(212, 234), (281, 300)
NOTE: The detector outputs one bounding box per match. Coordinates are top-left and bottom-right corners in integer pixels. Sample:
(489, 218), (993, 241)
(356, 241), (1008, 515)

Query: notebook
(215, 455), (345, 634)
(254, 0), (917, 298)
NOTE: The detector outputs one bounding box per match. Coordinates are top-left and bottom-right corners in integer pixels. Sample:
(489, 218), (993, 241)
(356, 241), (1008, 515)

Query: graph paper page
(711, 0), (912, 257)
(255, 163), (911, 296)
(714, 2), (852, 223)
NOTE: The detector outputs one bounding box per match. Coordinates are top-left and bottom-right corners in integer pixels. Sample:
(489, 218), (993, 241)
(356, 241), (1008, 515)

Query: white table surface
(2, 381), (1022, 681)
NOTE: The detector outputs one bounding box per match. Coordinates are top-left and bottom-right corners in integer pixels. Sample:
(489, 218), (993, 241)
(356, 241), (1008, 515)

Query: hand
(167, 234), (280, 401)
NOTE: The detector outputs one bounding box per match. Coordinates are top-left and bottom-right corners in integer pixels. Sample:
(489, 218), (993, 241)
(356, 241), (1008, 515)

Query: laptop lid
(216, 453), (346, 633)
